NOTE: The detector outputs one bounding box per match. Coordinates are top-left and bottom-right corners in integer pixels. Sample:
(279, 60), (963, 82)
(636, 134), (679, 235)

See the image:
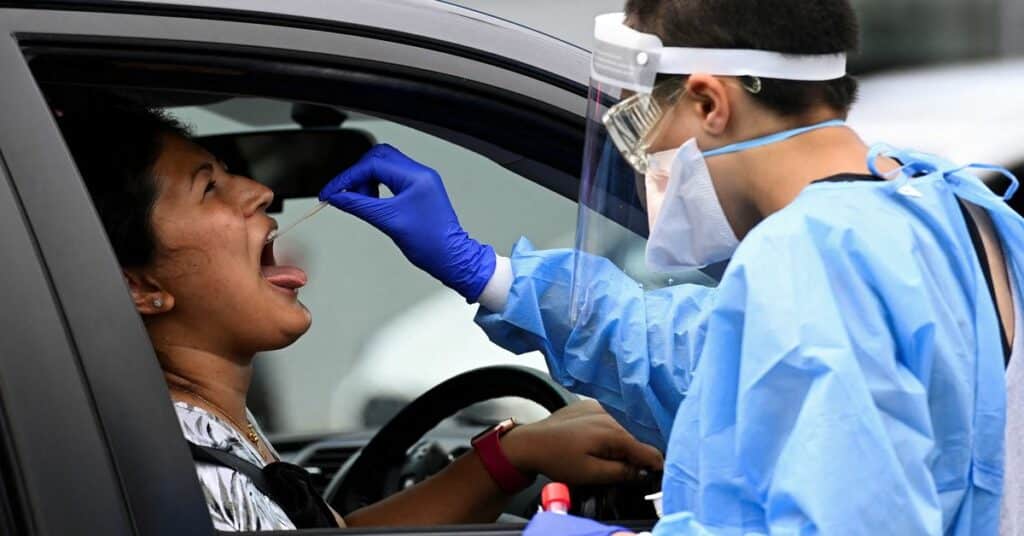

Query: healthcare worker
(319, 0), (1024, 533)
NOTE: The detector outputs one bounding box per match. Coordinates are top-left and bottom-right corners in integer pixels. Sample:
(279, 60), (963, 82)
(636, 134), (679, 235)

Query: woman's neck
(159, 343), (254, 428)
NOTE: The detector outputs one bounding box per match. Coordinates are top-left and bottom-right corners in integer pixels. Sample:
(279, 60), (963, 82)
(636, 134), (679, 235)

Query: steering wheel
(325, 365), (577, 516)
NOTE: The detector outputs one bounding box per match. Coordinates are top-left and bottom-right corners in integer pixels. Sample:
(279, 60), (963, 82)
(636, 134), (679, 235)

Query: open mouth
(260, 239), (308, 292)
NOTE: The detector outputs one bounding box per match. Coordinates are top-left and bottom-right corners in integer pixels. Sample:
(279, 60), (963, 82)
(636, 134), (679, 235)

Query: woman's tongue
(261, 265), (308, 290)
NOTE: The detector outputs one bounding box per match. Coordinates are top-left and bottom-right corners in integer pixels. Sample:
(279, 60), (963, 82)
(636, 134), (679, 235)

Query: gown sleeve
(475, 238), (717, 449)
(653, 212), (943, 535)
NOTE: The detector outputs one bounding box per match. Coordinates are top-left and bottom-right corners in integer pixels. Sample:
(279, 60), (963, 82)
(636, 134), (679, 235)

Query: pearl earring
(152, 298), (164, 309)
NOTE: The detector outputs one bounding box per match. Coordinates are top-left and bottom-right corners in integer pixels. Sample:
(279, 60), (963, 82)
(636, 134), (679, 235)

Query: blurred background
(451, 0), (1024, 71)
(170, 0), (1024, 439)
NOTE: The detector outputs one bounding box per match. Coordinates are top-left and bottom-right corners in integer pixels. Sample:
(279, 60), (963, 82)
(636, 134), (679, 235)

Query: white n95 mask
(643, 119), (849, 272)
(645, 138), (738, 272)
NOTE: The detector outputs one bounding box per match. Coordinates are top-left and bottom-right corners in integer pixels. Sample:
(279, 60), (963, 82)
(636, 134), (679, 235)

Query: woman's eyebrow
(190, 162), (214, 189)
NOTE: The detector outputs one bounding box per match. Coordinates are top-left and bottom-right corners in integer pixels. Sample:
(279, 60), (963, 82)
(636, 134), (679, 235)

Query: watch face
(471, 418), (517, 444)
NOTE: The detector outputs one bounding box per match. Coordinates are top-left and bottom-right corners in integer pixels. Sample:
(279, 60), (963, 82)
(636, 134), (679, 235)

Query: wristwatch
(471, 418), (534, 494)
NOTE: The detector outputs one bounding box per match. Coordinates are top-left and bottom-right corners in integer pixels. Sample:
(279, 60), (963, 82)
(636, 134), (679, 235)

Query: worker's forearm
(344, 450), (512, 527)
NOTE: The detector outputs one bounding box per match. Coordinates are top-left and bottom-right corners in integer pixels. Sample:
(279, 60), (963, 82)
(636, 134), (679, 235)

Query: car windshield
(165, 97), (577, 438)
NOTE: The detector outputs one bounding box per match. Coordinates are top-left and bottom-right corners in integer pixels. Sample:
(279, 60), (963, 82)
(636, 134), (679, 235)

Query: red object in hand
(541, 482), (571, 513)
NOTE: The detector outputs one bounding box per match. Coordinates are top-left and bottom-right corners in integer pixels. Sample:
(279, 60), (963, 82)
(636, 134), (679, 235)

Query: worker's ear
(684, 73), (731, 137)
(123, 268), (174, 316)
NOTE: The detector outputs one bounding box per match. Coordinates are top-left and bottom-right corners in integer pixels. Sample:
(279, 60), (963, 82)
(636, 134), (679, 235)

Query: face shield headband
(592, 12), (848, 173)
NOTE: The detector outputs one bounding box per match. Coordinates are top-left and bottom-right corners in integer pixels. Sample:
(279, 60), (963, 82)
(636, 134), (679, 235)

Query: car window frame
(1, 0), (591, 96)
(0, 35), (160, 534)
(1, 5), (590, 535)
(26, 46), (585, 203)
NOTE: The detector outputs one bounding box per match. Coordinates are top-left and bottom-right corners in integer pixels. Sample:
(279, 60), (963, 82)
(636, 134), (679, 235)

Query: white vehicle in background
(328, 290), (554, 431)
(850, 58), (1024, 172)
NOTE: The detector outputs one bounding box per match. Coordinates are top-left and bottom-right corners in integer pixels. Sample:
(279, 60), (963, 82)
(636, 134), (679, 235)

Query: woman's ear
(684, 74), (732, 136)
(123, 268), (174, 316)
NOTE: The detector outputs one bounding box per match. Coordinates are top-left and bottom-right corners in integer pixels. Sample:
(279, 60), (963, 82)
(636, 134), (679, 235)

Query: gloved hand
(524, 512), (632, 536)
(319, 144), (496, 301)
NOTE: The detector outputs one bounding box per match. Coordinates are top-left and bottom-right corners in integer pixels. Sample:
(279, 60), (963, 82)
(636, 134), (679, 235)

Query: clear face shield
(571, 14), (716, 324)
(571, 13), (848, 322)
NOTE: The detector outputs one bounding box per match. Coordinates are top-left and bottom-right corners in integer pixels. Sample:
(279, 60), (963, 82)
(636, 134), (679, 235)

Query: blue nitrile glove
(319, 144), (497, 301)
(524, 512), (629, 536)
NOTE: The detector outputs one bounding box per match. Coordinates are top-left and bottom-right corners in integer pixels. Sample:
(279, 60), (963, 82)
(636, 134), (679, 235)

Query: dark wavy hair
(56, 97), (191, 267)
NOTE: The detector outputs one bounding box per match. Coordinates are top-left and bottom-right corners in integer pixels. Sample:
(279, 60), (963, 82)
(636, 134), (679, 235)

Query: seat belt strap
(186, 441), (275, 497)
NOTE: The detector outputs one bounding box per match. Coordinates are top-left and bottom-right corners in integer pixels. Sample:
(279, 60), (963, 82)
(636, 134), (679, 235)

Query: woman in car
(55, 99), (662, 531)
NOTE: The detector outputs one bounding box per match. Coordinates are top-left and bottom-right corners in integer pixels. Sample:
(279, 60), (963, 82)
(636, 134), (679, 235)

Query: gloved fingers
(362, 143), (436, 174)
(319, 151), (376, 202)
(350, 179), (380, 199)
(364, 144), (447, 194)
(318, 145), (394, 201)
(319, 144), (432, 202)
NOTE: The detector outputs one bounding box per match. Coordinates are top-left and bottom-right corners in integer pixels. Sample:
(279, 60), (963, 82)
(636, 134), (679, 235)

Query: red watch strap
(472, 423), (533, 494)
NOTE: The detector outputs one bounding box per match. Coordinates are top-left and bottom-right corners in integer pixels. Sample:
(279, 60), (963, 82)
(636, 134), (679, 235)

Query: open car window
(165, 97), (576, 440)
(27, 30), (599, 526)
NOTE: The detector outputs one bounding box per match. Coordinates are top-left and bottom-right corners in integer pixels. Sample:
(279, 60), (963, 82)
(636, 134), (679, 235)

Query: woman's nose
(240, 177), (274, 216)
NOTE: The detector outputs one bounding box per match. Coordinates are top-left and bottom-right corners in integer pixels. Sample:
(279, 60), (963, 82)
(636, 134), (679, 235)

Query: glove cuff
(457, 242), (497, 302)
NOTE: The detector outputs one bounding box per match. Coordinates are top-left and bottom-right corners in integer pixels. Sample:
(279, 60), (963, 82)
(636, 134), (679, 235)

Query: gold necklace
(172, 385), (260, 446)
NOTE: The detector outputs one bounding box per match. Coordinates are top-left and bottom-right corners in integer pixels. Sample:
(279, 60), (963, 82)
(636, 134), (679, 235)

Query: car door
(0, 9), (217, 536)
(0, 91), (149, 535)
(0, 2), (590, 535)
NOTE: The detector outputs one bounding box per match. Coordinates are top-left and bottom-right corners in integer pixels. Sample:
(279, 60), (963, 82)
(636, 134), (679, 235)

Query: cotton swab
(266, 201), (329, 243)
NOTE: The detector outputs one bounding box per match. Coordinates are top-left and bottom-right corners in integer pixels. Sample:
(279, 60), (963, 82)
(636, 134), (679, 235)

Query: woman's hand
(346, 400), (662, 528)
(502, 400), (664, 485)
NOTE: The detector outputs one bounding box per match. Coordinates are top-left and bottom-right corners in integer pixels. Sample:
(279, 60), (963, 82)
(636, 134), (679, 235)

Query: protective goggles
(591, 12), (848, 174)
(569, 14), (850, 324)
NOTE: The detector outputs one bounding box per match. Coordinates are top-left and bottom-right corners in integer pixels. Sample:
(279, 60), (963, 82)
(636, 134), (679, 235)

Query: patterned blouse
(174, 401), (296, 531)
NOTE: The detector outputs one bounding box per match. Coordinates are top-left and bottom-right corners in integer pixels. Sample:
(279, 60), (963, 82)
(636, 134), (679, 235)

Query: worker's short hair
(624, 0), (860, 116)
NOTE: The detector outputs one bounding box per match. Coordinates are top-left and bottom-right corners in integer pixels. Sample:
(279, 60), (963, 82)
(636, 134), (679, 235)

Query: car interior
(25, 43), (664, 531)
(30, 36), (1023, 535)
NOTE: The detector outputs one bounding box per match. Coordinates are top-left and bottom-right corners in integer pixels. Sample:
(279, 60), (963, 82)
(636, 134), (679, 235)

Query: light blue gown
(476, 151), (1022, 535)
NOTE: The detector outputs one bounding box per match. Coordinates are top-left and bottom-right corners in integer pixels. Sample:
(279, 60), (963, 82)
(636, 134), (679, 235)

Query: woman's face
(143, 133), (311, 357)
